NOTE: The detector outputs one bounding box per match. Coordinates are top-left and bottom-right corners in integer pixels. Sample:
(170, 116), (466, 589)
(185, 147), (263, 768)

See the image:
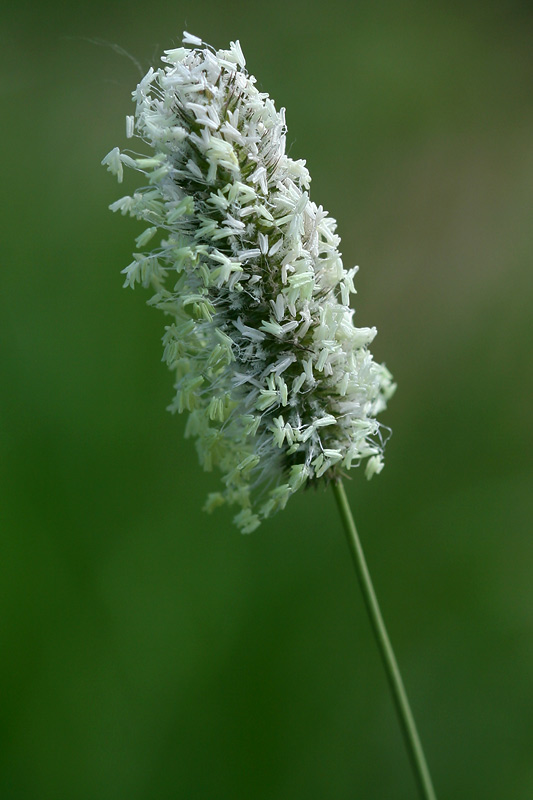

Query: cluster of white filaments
(103, 32), (395, 532)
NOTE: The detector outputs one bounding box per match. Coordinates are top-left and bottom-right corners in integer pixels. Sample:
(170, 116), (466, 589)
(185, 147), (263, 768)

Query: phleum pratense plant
(103, 33), (438, 800)
(102, 32), (395, 533)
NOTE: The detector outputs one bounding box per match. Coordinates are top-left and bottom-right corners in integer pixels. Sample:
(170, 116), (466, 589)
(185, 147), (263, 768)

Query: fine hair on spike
(73, 36), (145, 78)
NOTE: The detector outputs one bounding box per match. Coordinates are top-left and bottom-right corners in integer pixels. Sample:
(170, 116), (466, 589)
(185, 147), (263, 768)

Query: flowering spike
(104, 33), (396, 532)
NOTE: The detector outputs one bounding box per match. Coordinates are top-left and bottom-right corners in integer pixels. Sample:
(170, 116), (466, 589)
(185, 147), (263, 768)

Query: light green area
(1, 1), (533, 798)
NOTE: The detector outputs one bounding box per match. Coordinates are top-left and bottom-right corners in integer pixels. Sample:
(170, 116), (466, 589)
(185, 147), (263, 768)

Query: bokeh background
(2, 0), (533, 797)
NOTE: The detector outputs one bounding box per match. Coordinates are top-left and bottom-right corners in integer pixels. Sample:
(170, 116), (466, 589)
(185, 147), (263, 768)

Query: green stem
(331, 479), (437, 800)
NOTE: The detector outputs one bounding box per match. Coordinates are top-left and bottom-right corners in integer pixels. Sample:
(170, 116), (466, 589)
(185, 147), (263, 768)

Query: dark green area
(1, 1), (532, 798)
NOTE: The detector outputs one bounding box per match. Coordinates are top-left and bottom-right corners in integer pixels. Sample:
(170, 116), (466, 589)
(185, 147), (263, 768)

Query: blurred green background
(2, 0), (533, 797)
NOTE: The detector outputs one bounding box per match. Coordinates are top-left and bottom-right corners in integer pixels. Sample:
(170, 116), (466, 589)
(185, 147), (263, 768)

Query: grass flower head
(103, 32), (395, 532)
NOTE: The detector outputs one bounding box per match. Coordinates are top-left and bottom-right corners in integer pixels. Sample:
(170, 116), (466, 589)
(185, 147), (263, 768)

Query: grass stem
(331, 478), (437, 800)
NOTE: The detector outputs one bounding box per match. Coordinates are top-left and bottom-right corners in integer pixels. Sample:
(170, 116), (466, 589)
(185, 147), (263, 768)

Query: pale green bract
(103, 32), (396, 532)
